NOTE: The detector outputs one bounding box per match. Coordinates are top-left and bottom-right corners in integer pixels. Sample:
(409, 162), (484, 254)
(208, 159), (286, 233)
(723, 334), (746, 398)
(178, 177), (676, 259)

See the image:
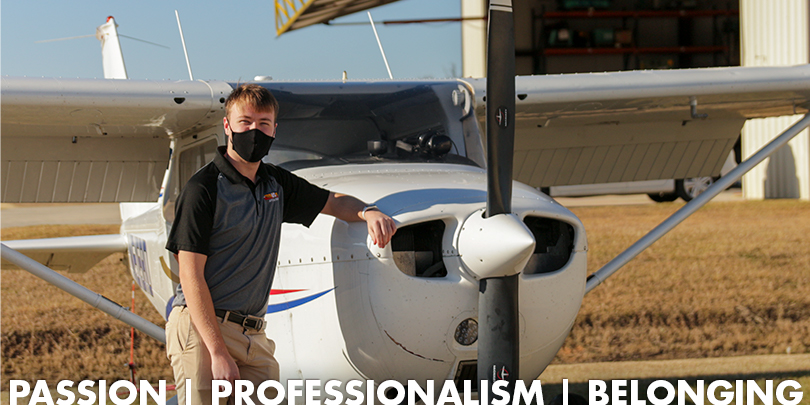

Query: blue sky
(1, 0), (463, 81)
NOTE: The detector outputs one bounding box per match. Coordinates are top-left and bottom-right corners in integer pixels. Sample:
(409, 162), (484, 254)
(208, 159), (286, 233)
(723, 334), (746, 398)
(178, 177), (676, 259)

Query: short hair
(225, 84), (279, 118)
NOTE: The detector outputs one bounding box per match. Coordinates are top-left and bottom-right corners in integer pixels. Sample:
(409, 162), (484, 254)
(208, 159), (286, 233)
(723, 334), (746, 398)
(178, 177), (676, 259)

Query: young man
(165, 84), (396, 404)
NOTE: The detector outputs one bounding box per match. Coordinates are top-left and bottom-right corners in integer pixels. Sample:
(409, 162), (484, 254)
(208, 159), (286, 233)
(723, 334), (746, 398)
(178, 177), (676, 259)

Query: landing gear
(647, 192), (678, 202)
(676, 176), (718, 201)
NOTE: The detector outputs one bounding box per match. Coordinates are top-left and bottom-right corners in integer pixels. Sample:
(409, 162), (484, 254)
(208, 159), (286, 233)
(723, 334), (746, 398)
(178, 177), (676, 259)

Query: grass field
(562, 200), (810, 364)
(1, 225), (171, 389)
(2, 200), (809, 396)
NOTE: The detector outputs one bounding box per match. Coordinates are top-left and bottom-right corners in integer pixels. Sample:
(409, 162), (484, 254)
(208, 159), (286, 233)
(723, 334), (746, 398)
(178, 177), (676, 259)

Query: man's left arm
(321, 193), (397, 248)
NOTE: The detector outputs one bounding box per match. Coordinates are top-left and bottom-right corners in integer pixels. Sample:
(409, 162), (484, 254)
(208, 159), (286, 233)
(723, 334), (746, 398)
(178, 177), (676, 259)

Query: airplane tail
(95, 16), (128, 79)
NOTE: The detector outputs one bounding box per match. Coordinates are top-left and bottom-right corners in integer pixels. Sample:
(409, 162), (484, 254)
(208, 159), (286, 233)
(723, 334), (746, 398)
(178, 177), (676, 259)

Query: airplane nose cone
(457, 209), (536, 279)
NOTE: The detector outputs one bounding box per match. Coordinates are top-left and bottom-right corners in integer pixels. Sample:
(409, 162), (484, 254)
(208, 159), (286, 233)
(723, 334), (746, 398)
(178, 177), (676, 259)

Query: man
(165, 84), (396, 404)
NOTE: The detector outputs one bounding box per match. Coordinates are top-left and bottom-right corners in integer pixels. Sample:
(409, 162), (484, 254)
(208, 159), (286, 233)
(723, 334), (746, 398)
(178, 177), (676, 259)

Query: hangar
(276, 0), (809, 200)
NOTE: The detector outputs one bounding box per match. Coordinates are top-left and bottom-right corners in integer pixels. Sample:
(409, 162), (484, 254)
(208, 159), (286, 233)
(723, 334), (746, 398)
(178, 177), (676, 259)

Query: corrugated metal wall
(740, 0), (810, 200)
(461, 0), (487, 78)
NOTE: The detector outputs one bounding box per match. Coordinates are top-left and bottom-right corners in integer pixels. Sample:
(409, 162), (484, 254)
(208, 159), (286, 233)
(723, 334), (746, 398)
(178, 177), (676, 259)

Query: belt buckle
(242, 315), (264, 330)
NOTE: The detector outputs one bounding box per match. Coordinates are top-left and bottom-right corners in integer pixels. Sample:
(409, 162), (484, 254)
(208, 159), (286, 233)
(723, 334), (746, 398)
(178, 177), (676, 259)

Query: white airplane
(3, 4), (810, 403)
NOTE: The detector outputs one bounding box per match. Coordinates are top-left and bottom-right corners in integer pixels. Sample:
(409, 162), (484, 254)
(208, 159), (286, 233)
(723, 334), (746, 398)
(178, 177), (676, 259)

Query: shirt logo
(264, 192), (279, 201)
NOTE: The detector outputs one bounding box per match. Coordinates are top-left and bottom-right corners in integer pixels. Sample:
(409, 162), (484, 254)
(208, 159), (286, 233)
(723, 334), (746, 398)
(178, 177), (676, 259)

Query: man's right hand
(211, 351), (240, 384)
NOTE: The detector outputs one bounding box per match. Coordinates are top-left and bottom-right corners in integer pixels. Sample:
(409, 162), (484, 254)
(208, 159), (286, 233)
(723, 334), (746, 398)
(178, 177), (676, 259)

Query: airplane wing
(0, 77), (233, 203)
(468, 64), (810, 188)
(3, 65), (809, 203)
(1, 234), (127, 273)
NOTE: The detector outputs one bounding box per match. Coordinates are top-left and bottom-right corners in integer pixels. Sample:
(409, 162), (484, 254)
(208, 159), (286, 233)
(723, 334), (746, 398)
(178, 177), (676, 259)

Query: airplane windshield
(258, 81), (485, 170)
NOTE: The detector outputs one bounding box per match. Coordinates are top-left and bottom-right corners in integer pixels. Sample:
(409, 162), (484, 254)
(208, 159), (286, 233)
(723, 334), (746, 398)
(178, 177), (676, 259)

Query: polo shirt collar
(214, 146), (271, 185)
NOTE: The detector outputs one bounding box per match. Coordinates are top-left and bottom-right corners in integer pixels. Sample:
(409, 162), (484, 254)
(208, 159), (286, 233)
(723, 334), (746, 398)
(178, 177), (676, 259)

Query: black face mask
(229, 125), (274, 163)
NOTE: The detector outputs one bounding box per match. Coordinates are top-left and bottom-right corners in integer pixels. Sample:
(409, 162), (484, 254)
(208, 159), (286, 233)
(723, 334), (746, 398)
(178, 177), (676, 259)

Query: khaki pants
(166, 306), (280, 405)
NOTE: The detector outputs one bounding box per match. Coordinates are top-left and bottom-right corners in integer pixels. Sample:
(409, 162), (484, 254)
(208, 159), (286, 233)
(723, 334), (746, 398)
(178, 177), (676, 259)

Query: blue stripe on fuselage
(266, 288), (335, 314)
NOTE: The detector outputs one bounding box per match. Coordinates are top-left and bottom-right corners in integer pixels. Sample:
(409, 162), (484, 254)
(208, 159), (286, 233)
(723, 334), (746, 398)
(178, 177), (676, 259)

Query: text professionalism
(9, 378), (805, 405)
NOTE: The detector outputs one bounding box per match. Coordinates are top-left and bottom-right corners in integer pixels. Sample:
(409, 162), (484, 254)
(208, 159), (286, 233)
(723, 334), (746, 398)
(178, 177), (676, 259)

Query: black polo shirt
(166, 146), (330, 316)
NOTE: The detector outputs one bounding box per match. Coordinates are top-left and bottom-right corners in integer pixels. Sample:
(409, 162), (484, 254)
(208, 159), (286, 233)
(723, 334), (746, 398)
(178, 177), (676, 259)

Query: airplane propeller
(478, 0), (528, 397)
(444, 1), (536, 392)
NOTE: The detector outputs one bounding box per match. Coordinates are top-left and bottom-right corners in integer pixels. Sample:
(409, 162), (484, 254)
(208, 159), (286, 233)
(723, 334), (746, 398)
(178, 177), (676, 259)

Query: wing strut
(586, 113), (810, 294)
(0, 243), (167, 344)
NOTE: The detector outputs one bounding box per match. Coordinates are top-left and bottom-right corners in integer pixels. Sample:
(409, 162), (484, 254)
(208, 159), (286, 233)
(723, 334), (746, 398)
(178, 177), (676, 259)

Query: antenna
(37, 17), (168, 81)
(367, 12), (393, 80)
(118, 35), (170, 49)
(175, 10), (194, 81)
(35, 35), (95, 43)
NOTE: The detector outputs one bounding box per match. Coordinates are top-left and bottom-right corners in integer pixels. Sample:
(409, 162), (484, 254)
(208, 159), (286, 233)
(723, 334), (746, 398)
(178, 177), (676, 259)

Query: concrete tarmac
(556, 188), (743, 207)
(0, 203), (122, 228)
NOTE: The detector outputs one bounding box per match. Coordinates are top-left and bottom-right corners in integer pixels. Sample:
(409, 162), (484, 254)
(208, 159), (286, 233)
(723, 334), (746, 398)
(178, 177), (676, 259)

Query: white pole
(368, 12), (393, 80)
(175, 10), (194, 81)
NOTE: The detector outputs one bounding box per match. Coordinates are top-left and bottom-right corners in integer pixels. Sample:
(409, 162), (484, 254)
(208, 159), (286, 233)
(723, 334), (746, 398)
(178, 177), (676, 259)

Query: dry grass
(559, 200), (810, 363)
(1, 200), (809, 392)
(1, 225), (172, 390)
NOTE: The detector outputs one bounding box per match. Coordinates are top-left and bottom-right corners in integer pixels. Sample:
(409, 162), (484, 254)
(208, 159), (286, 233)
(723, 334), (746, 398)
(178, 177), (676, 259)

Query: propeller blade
(478, 275), (519, 388)
(485, 0), (516, 218)
(478, 0), (519, 399)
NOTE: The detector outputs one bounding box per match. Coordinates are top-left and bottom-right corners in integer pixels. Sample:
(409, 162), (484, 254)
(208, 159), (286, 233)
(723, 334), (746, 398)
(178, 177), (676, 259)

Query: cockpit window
(259, 82), (485, 170)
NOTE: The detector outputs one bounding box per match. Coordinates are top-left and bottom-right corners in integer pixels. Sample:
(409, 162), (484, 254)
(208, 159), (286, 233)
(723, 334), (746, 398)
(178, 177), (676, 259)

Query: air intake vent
(391, 220), (447, 278)
(523, 217), (575, 274)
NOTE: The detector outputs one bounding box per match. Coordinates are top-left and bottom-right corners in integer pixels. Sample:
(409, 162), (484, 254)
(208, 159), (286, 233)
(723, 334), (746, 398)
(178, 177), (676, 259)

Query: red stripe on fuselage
(270, 289), (306, 295)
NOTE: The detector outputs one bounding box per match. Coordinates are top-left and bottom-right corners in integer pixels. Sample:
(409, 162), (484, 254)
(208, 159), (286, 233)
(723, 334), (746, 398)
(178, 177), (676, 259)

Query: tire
(648, 192), (678, 202)
(675, 177), (716, 201)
